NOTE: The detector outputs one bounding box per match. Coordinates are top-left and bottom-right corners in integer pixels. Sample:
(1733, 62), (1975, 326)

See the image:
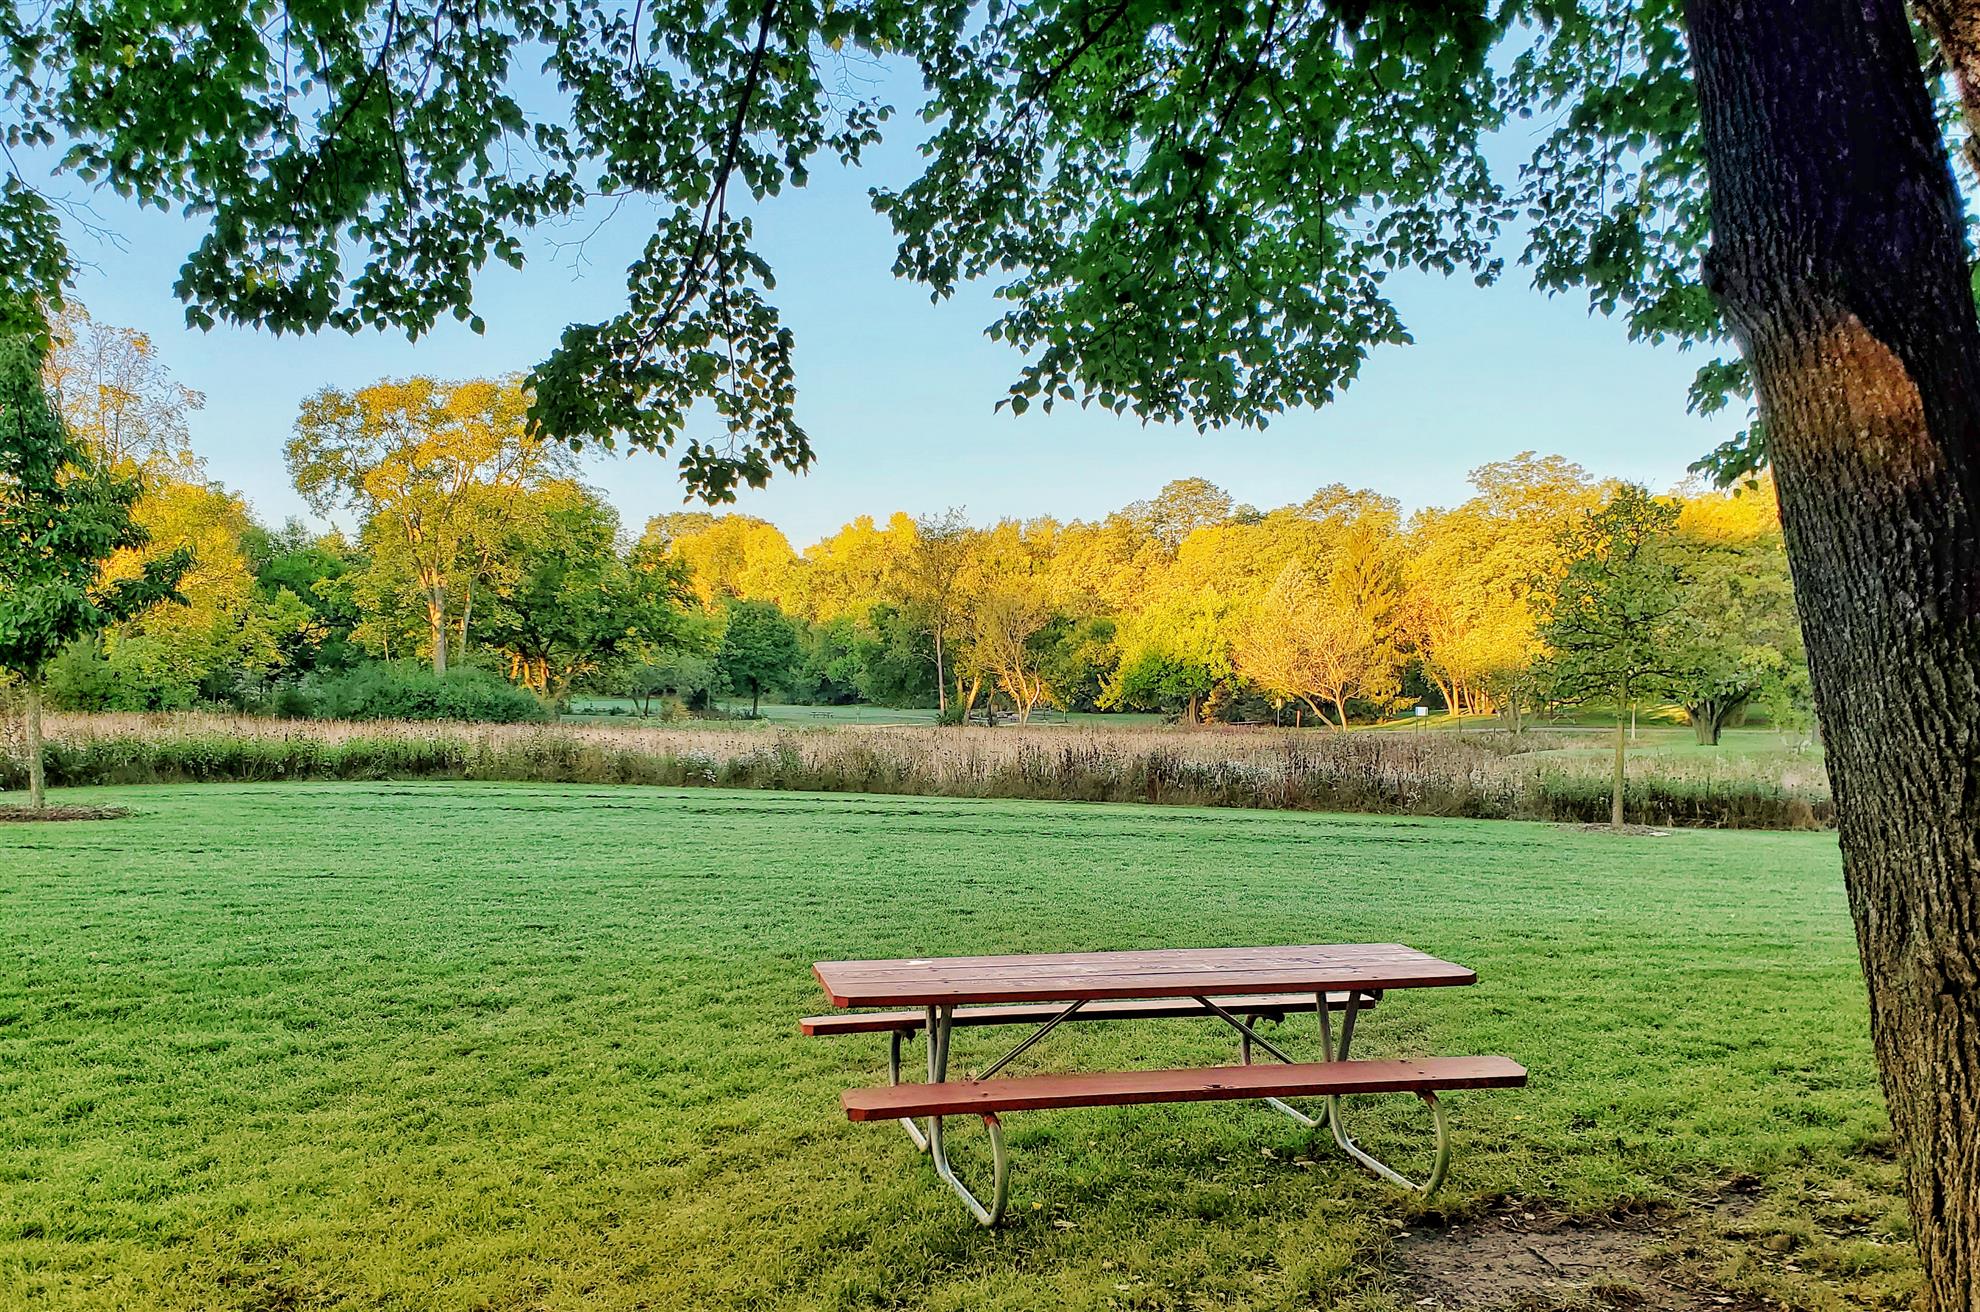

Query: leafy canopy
(1533, 484), (1688, 706)
(0, 333), (188, 684)
(8, 1), (1892, 492)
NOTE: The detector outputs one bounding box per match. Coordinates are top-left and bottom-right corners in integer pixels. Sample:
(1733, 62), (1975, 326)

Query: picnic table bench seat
(800, 991), (1376, 1037)
(841, 1055), (1527, 1121)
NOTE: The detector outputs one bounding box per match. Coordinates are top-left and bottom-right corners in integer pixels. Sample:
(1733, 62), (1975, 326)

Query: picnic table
(804, 943), (1526, 1225)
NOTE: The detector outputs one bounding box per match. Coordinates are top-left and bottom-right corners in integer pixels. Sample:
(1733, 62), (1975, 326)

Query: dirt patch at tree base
(0, 804), (131, 822)
(1396, 1212), (1754, 1311)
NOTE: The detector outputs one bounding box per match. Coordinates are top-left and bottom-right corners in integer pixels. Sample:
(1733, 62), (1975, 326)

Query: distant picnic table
(805, 943), (1526, 1225)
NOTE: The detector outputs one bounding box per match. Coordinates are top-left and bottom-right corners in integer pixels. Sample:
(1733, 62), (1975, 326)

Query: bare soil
(0, 804), (131, 822)
(1395, 1211), (1753, 1311)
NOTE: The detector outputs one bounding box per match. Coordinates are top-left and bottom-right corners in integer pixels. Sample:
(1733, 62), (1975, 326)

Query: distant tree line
(19, 322), (1806, 742)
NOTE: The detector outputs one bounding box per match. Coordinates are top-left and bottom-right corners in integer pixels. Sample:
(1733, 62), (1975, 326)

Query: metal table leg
(921, 1003), (1009, 1225)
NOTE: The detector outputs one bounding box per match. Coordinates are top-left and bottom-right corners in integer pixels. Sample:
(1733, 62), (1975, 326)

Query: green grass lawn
(1, 783), (1904, 1309)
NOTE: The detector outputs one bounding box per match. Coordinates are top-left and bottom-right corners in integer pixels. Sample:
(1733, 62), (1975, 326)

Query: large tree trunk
(24, 677), (45, 811)
(1685, 695), (1747, 746)
(1687, 3), (1980, 1305)
(1687, 700), (1716, 746)
(934, 628), (947, 712)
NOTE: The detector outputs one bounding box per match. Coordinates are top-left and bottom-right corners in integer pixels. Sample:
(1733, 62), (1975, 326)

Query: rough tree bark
(1685, 2), (1980, 1305)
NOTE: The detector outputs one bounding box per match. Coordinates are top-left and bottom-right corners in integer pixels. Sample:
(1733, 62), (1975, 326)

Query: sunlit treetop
(4, 0), (1966, 498)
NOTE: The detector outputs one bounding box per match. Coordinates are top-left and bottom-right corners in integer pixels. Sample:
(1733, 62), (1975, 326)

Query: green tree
(1035, 615), (1117, 713)
(715, 600), (803, 717)
(1669, 494), (1804, 745)
(0, 330), (186, 809)
(1103, 591), (1234, 726)
(1534, 487), (1688, 830)
(850, 603), (939, 708)
(241, 522), (364, 674)
(615, 650), (718, 718)
(479, 487), (693, 700)
(795, 613), (868, 706)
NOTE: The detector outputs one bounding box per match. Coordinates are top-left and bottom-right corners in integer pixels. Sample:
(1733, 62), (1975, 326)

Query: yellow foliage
(648, 513), (799, 609)
(1676, 474), (1781, 544)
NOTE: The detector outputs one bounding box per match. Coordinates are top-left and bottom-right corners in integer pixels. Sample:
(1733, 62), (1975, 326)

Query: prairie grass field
(0, 782), (1905, 1309)
(5, 712), (1831, 830)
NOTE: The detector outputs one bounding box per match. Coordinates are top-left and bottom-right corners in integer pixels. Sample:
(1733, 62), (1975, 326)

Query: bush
(295, 663), (550, 723)
(45, 640), (118, 711)
(44, 637), (200, 712)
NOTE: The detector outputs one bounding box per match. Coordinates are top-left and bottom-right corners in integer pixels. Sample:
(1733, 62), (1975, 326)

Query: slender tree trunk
(934, 627), (947, 712)
(1611, 693), (1627, 831)
(1687, 3), (1980, 1303)
(425, 586), (448, 675)
(24, 677), (46, 811)
(1428, 669), (1457, 718)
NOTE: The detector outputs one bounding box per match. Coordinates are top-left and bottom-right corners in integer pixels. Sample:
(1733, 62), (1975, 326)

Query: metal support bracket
(1251, 991), (1453, 1196)
(887, 1027), (930, 1153)
(928, 1109), (1009, 1226)
(1195, 995), (1300, 1064)
(1328, 1089), (1451, 1195)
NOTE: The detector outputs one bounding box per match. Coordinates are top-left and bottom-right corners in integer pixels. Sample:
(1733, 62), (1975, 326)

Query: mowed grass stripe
(0, 782), (1907, 1310)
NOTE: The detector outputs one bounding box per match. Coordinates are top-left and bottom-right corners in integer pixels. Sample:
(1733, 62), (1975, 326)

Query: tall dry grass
(0, 711), (1831, 828)
(0, 708), (1829, 831)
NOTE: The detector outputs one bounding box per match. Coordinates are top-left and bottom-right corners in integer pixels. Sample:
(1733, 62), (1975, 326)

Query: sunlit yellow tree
(1400, 454), (1605, 721)
(1235, 559), (1399, 731)
(288, 377), (565, 673)
(647, 513), (798, 610)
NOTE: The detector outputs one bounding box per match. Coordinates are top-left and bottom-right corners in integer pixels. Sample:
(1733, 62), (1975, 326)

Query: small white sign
(1414, 706), (1429, 718)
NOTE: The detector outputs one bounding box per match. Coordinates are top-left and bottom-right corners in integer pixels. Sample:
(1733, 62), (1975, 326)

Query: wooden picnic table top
(812, 943), (1476, 1009)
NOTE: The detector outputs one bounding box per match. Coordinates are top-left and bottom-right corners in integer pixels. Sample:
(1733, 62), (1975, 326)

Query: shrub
(45, 640), (117, 711)
(297, 663), (549, 724)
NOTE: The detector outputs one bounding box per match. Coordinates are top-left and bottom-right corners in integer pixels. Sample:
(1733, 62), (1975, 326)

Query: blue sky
(45, 64), (1739, 547)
